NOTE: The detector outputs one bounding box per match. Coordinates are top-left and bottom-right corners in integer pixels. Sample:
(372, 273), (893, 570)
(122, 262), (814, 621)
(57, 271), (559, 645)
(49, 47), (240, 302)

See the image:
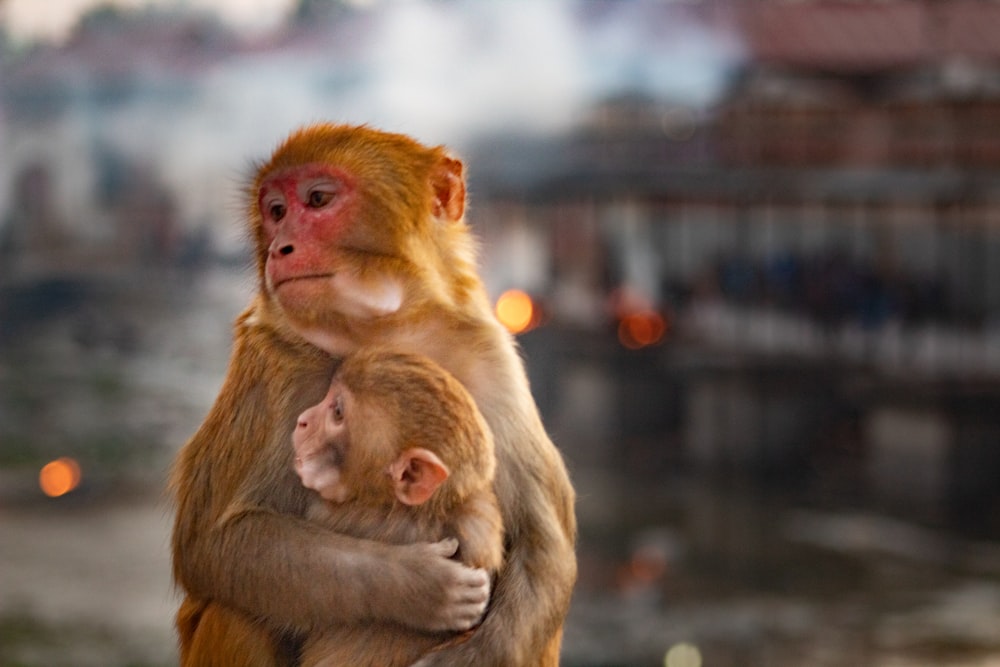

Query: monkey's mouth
(273, 273), (335, 290)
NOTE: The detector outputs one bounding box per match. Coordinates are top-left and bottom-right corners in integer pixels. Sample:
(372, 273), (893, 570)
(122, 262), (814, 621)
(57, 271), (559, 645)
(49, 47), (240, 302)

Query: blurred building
(473, 0), (1000, 358)
(0, 7), (238, 277)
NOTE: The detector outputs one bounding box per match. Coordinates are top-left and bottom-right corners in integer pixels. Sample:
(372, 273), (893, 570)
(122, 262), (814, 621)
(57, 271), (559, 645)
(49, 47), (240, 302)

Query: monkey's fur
(171, 124), (576, 666)
(295, 349), (503, 666)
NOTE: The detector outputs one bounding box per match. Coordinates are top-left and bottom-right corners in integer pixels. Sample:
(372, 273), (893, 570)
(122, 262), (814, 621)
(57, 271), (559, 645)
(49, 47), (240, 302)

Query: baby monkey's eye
(269, 203), (286, 221)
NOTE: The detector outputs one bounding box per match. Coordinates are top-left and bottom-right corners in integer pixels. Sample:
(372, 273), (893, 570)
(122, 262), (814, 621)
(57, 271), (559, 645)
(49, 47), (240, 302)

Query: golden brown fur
(171, 123), (577, 666)
(298, 350), (504, 667)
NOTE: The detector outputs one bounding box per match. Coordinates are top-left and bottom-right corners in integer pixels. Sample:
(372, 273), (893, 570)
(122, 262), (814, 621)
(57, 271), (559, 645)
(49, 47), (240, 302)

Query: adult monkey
(171, 124), (577, 666)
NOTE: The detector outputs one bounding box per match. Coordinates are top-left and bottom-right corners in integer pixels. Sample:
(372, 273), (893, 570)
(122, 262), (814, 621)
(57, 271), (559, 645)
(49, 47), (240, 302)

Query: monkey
(171, 123), (577, 666)
(291, 348), (504, 666)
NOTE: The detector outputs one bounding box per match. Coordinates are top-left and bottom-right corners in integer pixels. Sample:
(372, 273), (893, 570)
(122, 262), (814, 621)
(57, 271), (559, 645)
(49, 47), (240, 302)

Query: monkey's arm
(175, 507), (488, 634)
(171, 337), (490, 636)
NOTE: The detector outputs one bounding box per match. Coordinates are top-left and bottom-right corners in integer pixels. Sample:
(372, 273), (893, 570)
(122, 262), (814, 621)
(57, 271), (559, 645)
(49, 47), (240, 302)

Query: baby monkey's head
(293, 349), (495, 511)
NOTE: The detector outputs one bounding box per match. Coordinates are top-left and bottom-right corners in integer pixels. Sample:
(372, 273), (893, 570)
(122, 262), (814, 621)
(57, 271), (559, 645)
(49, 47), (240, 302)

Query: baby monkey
(292, 348), (505, 667)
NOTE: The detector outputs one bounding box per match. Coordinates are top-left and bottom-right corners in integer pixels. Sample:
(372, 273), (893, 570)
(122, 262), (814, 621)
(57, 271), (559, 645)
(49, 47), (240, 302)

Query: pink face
(292, 376), (451, 507)
(258, 163), (357, 300)
(257, 163), (405, 355)
(292, 379), (352, 502)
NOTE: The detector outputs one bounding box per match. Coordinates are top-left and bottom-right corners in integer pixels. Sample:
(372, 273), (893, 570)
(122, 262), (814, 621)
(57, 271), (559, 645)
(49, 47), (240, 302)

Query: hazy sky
(2, 0), (298, 42)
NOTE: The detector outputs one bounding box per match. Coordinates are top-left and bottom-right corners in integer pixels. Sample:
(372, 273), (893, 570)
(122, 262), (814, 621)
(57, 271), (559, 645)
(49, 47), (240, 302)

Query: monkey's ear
(388, 447), (450, 505)
(430, 157), (465, 222)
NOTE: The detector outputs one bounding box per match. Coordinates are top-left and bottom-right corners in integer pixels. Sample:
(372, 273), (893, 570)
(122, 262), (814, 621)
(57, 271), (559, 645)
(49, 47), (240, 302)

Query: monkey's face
(259, 163), (353, 293)
(258, 163), (406, 350)
(292, 379), (353, 503)
(249, 125), (472, 355)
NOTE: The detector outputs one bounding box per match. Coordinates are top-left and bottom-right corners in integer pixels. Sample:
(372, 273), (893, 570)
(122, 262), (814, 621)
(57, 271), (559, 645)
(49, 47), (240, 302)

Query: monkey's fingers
(446, 600), (488, 632)
(454, 569), (490, 602)
(419, 560), (490, 632)
(444, 568), (490, 631)
(428, 538), (459, 558)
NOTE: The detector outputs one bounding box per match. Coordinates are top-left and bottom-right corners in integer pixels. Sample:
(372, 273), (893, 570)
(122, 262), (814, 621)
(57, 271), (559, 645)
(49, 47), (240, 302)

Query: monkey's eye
(331, 395), (345, 424)
(307, 189), (336, 208)
(269, 202), (286, 221)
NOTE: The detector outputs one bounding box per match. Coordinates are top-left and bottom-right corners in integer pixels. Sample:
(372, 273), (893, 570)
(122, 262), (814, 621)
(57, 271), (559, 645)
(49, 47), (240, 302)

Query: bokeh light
(664, 641), (702, 667)
(618, 310), (667, 349)
(39, 457), (82, 497)
(495, 289), (537, 334)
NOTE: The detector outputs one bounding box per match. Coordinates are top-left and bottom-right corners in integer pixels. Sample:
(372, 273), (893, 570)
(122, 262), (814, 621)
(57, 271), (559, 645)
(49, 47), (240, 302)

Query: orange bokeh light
(495, 289), (536, 334)
(618, 311), (667, 349)
(39, 457), (82, 498)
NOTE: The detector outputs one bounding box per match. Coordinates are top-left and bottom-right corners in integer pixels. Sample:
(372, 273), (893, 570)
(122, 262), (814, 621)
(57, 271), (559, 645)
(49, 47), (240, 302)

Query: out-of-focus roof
(741, 1), (1000, 71)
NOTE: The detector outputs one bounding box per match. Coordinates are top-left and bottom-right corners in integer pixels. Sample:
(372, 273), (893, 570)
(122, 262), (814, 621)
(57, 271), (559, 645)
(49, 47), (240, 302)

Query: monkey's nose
(268, 236), (295, 258)
(297, 419), (308, 429)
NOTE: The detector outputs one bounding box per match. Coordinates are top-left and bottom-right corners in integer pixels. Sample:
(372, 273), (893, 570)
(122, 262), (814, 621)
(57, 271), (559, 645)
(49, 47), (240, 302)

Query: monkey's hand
(379, 538), (490, 633)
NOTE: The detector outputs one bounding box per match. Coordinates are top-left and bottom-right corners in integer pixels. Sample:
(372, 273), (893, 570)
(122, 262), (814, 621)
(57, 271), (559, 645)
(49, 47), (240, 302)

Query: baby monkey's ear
(388, 447), (450, 505)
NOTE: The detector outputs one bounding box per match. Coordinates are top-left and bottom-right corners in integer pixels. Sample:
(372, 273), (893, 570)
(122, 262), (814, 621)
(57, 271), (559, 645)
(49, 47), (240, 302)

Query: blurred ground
(0, 490), (176, 667)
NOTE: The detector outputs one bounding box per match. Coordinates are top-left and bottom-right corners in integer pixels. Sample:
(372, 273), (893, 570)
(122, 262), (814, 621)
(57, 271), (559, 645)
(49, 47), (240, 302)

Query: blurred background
(3, 0), (1000, 665)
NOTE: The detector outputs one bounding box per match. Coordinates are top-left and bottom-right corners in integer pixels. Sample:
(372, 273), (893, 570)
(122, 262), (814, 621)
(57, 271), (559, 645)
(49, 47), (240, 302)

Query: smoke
(3, 0), (745, 241)
(580, 2), (744, 107)
(118, 1), (741, 226)
(358, 1), (586, 141)
(195, 0), (745, 149)
(336, 0), (743, 143)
